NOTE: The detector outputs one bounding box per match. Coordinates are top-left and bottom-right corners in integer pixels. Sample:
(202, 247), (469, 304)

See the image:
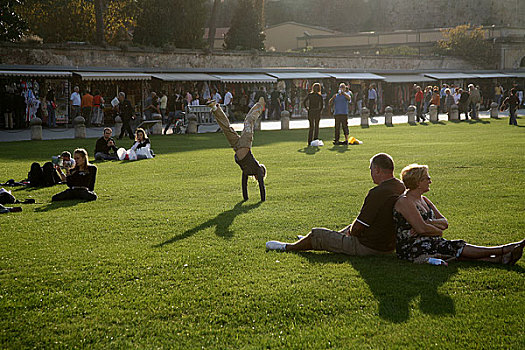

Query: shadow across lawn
(34, 200), (84, 212)
(154, 200), (263, 247)
(297, 252), (459, 323)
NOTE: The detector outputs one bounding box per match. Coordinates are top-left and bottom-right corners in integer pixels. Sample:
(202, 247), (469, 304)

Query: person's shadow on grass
(297, 252), (458, 323)
(34, 200), (84, 212)
(154, 200), (262, 247)
(297, 146), (320, 155)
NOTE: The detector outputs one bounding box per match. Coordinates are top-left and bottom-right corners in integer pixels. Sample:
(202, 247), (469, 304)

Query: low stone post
(114, 115), (122, 136)
(360, 107), (369, 127)
(281, 110), (290, 130)
(449, 104), (459, 121)
(429, 104), (438, 122)
(490, 102), (499, 118)
(407, 105), (416, 124)
(73, 116), (86, 139)
(384, 106), (393, 126)
(30, 117), (42, 140)
(186, 113), (198, 134)
(152, 114), (163, 135)
(361, 107), (370, 127)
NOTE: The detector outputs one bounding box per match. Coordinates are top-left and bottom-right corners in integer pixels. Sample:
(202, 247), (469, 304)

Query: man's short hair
(60, 151), (72, 159)
(103, 127), (112, 134)
(370, 153), (394, 171)
(118, 92), (126, 98)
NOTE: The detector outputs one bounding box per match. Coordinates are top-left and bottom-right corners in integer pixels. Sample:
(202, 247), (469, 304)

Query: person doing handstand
(207, 98), (267, 202)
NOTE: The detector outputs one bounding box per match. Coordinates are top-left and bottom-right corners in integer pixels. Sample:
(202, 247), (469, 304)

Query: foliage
(15, 0), (138, 45)
(133, 0), (206, 48)
(436, 24), (495, 67)
(1, 119), (524, 348)
(224, 0), (265, 51)
(0, 0), (28, 42)
(380, 46), (419, 56)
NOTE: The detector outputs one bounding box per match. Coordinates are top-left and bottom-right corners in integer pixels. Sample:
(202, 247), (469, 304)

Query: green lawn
(1, 118), (524, 349)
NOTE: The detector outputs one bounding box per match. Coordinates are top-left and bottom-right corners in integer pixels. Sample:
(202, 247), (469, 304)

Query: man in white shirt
(212, 89), (222, 104)
(70, 86), (81, 119)
(224, 88), (233, 117)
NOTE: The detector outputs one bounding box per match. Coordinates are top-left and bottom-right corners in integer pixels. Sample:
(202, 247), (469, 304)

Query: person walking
(46, 87), (57, 128)
(303, 83), (324, 146)
(81, 90), (93, 126)
(501, 88), (519, 126)
(70, 86), (81, 120)
(117, 92), (134, 140)
(415, 86), (424, 122)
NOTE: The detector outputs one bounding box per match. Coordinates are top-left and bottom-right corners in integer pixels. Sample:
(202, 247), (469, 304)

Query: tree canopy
(224, 0), (265, 51)
(436, 24), (494, 68)
(0, 0), (28, 42)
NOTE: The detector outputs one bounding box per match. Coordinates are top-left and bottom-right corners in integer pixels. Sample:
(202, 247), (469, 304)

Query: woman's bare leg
(459, 240), (524, 263)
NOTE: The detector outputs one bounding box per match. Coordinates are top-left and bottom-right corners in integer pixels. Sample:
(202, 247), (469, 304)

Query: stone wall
(0, 43), (476, 71)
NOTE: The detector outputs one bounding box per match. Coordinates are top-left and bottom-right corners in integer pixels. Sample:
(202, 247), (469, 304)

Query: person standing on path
(303, 83), (324, 146)
(70, 86), (81, 120)
(117, 92), (135, 140)
(329, 83), (351, 145)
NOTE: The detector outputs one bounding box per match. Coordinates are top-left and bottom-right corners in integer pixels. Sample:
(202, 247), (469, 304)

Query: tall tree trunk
(208, 0), (221, 50)
(94, 0), (105, 45)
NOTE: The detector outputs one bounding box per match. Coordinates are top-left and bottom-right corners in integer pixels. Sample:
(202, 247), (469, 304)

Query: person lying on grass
(393, 164), (524, 265)
(52, 148), (97, 202)
(266, 153), (405, 254)
(207, 98), (266, 202)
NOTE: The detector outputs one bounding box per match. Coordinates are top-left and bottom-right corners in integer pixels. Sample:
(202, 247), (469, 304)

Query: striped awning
(74, 72), (151, 81)
(152, 73), (219, 81)
(382, 74), (436, 83)
(0, 70), (72, 78)
(424, 73), (479, 80)
(267, 72), (332, 80)
(210, 74), (277, 83)
(328, 73), (385, 80)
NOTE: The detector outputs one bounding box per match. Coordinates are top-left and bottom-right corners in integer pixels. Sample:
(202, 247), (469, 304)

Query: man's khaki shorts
(309, 228), (393, 256)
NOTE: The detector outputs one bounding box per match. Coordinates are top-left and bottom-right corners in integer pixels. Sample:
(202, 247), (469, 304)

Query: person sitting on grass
(94, 127), (118, 161)
(393, 164), (524, 265)
(207, 97), (266, 202)
(117, 128), (155, 160)
(52, 148), (97, 202)
(266, 153), (405, 253)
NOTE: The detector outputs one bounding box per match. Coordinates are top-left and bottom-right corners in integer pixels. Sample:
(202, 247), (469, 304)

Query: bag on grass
(0, 188), (16, 205)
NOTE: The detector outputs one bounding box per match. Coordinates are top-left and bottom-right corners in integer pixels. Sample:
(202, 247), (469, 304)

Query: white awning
(424, 73), (479, 80)
(152, 73), (219, 81)
(267, 72), (331, 80)
(328, 73), (385, 80)
(210, 74), (277, 83)
(74, 72), (151, 81)
(0, 70), (72, 78)
(472, 73), (512, 78)
(383, 74), (436, 83)
(501, 72), (525, 78)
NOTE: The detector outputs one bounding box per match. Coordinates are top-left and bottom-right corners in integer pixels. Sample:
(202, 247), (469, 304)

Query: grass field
(1, 117), (524, 348)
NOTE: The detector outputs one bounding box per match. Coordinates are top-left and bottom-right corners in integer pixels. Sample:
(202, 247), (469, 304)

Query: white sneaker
(266, 241), (286, 251)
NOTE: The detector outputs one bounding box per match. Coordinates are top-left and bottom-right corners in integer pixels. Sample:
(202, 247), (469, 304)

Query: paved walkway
(0, 110), (517, 142)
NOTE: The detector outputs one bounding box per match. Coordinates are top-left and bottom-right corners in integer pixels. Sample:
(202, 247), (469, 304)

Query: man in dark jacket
(94, 127), (118, 160)
(117, 92), (134, 140)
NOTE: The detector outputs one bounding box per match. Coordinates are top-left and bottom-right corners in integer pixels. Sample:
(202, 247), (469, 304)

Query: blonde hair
(400, 164), (429, 190)
(311, 83), (321, 94)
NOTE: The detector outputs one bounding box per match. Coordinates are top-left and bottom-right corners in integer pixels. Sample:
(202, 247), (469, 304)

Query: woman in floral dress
(393, 164), (524, 264)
